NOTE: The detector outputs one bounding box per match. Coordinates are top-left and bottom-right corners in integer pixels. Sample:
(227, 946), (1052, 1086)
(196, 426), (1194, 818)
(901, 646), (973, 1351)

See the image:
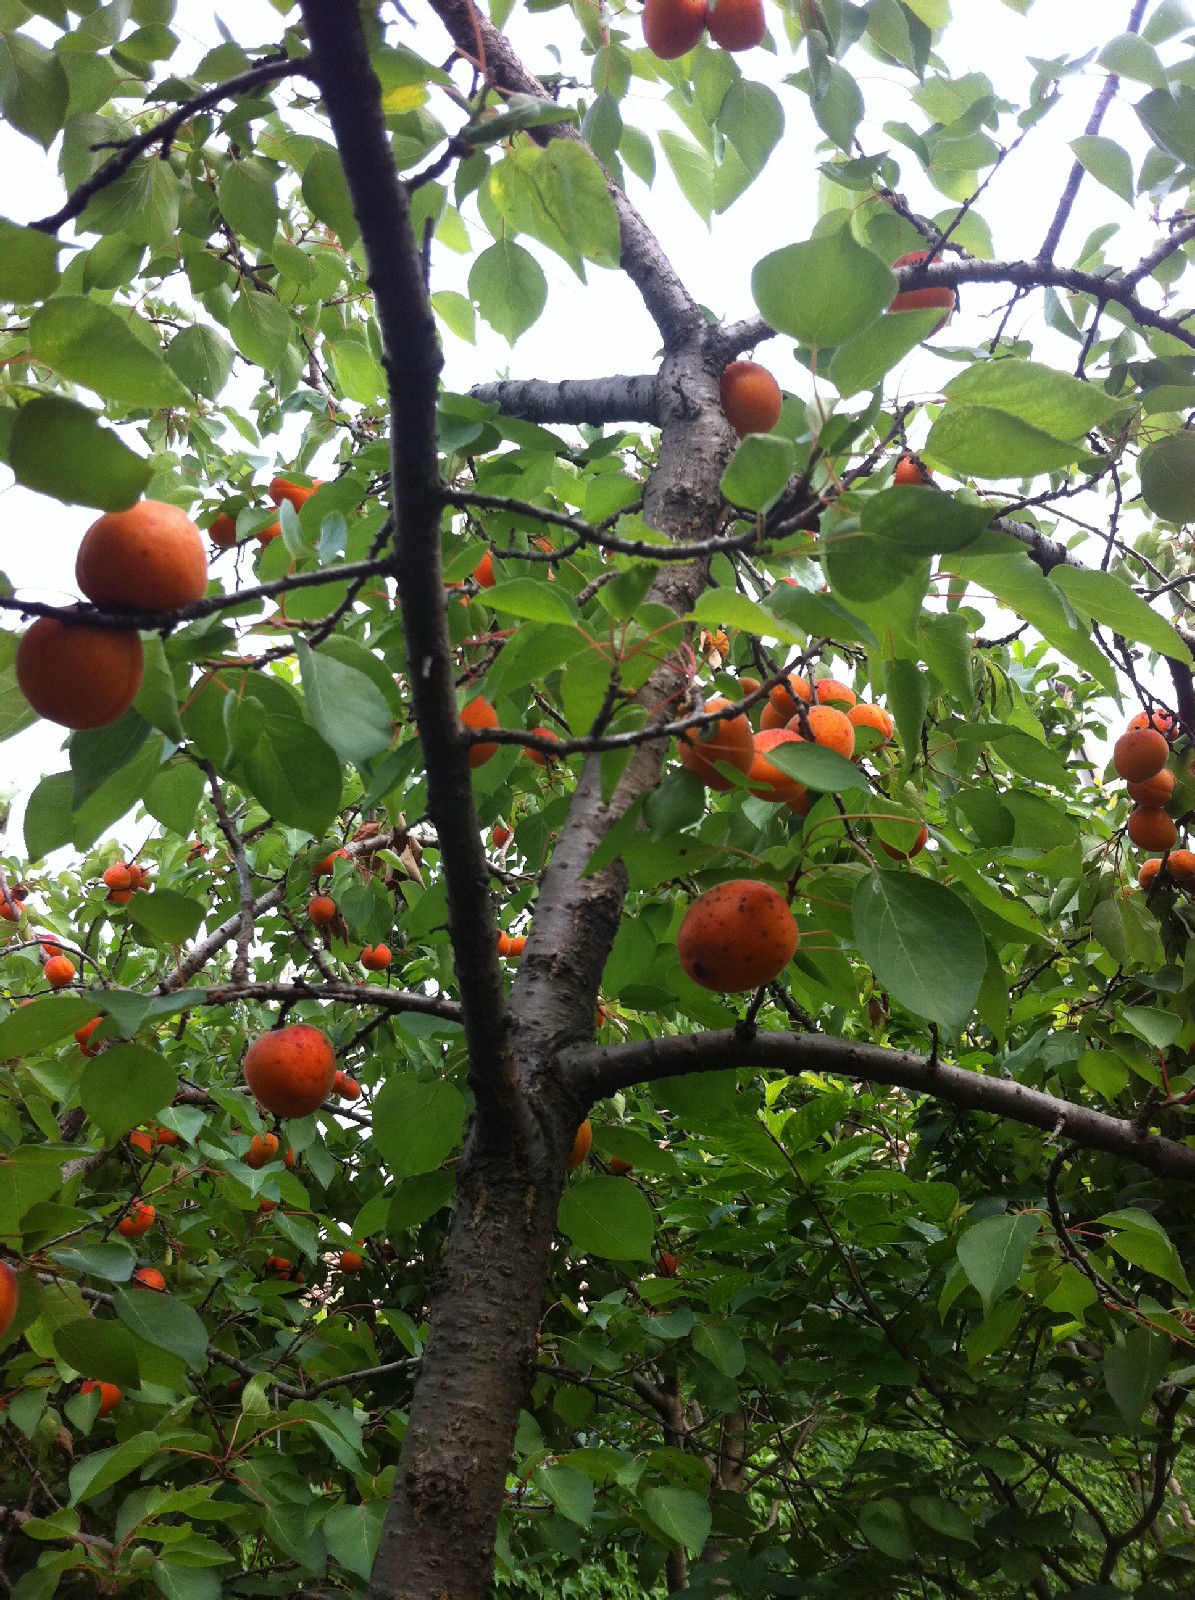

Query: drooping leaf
(852, 870), (985, 1031)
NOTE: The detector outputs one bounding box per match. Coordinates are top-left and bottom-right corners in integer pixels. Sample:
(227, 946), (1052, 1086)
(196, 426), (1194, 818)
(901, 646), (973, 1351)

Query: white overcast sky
(0, 0), (1175, 847)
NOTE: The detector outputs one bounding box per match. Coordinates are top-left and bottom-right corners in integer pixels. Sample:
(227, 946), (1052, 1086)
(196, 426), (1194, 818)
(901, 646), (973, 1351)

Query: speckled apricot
(677, 879), (798, 993)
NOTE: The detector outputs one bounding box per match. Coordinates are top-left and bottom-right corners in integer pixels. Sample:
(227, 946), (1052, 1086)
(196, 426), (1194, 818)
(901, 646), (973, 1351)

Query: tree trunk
(368, 1127), (565, 1599)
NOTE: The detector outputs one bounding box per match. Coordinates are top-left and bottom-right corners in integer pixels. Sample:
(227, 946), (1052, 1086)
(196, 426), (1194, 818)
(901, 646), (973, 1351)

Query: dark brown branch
(31, 56), (312, 235)
(299, 0), (514, 1126)
(447, 486), (760, 560)
(562, 1030), (1195, 1183)
(199, 980), (461, 1023)
(468, 374), (660, 425)
(1099, 1387), (1188, 1582)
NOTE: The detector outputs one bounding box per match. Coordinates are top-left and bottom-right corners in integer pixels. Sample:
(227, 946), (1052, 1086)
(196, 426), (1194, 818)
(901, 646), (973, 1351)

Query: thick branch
(31, 56), (312, 235)
(468, 375), (659, 425)
(563, 1030), (1195, 1183)
(299, 0), (513, 1124)
(428, 0), (700, 350)
(200, 980), (461, 1023)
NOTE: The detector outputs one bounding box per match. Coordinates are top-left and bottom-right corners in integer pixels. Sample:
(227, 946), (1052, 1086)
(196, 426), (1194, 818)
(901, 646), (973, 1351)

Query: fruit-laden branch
(298, 0), (515, 1126)
(563, 1030), (1195, 1183)
(468, 375), (660, 425)
(719, 255), (1195, 358)
(31, 55), (313, 235)
(0, 555), (394, 632)
(447, 487), (762, 560)
(428, 0), (702, 352)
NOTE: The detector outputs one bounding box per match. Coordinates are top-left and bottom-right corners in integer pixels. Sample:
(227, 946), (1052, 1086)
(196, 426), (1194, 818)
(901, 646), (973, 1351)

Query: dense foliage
(2, 1), (1195, 1597)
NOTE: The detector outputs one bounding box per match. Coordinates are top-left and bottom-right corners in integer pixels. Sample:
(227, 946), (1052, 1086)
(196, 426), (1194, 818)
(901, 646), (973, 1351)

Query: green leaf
(113, 1286), (208, 1371)
(24, 771), (75, 860)
(151, 1565), (222, 1600)
(1104, 1327), (1170, 1425)
(320, 1503), (383, 1582)
(823, 522), (927, 602)
(387, 1170), (455, 1234)
(1134, 87), (1195, 167)
(720, 433), (794, 510)
(29, 297), (189, 409)
(957, 1213), (1041, 1314)
(640, 1487), (712, 1555)
(534, 1464), (595, 1526)
(910, 1494), (977, 1543)
(1050, 566), (1191, 664)
(144, 761), (206, 835)
(126, 888), (207, 947)
(296, 640), (394, 767)
(463, 93), (579, 146)
(858, 1498), (914, 1559)
(0, 631), (36, 744)
(1070, 136), (1134, 203)
(488, 139), (619, 272)
(469, 240), (547, 344)
(1100, 1210), (1191, 1293)
(716, 81), (784, 210)
(1138, 431), (1195, 525)
(10, 395), (152, 510)
(1120, 1005), (1182, 1049)
(764, 742), (867, 792)
(302, 145), (360, 246)
(1098, 32), (1167, 89)
(80, 1043), (178, 1139)
(944, 359), (1127, 440)
(811, 61), (863, 150)
(372, 1074), (465, 1177)
(69, 1436), (159, 1505)
(859, 486), (993, 554)
(691, 590), (804, 648)
(752, 227), (894, 347)
(558, 1175), (654, 1261)
(693, 1323), (745, 1377)
(236, 713), (343, 835)
(852, 871), (985, 1032)
(0, 30), (68, 148)
(0, 215), (60, 300)
(54, 1317), (142, 1389)
(485, 578), (578, 627)
(50, 1242), (136, 1283)
(166, 324), (236, 400)
(927, 405), (1092, 477)
(228, 288), (293, 374)
(219, 156), (279, 249)
(0, 993), (98, 1058)
(829, 307), (943, 396)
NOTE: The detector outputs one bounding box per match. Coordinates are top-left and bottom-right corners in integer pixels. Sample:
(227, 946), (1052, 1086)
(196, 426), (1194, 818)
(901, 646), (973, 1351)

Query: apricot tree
(2, 2), (1195, 1598)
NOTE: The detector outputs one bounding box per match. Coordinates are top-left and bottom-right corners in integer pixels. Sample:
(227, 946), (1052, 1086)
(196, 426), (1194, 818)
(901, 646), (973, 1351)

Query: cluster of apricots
(128, 1125), (180, 1154)
(208, 474), (322, 550)
(307, 842), (396, 970)
(16, 500), (209, 731)
(1112, 711), (1195, 888)
(643, 0), (766, 59)
(102, 859), (151, 905)
(497, 930), (528, 957)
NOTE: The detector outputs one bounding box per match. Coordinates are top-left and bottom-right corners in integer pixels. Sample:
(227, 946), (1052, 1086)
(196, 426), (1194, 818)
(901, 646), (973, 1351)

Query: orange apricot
(814, 678), (856, 708)
(567, 1118), (593, 1169)
(642, 0), (707, 58)
(802, 704), (856, 759)
(16, 617), (144, 730)
(880, 823), (929, 861)
(76, 500), (208, 613)
(308, 895), (336, 926)
(526, 728), (561, 766)
(609, 1157), (634, 1175)
(678, 697), (755, 790)
(1138, 858), (1163, 890)
(461, 696), (499, 768)
(762, 673), (812, 730)
(849, 703), (894, 741)
(129, 1130), (154, 1156)
(360, 944), (392, 971)
(340, 1249), (364, 1273)
(491, 824), (513, 849)
(107, 889), (133, 905)
(1127, 807), (1178, 851)
(132, 1267), (166, 1291)
(245, 1132), (280, 1169)
(75, 1017), (104, 1056)
(1127, 709), (1174, 737)
(1127, 767), (1175, 806)
(720, 360), (782, 437)
(117, 1200), (155, 1239)
(313, 848), (349, 878)
(1113, 728), (1169, 784)
(257, 520), (281, 545)
(707, 0), (766, 49)
(81, 1379), (122, 1415)
(1167, 848), (1195, 887)
(677, 879), (799, 992)
(102, 863), (133, 891)
(0, 1260), (18, 1338)
(657, 1250), (680, 1278)
(268, 475), (316, 512)
(472, 551), (496, 588)
(243, 1023), (337, 1119)
(893, 454), (931, 486)
(43, 954), (76, 988)
(209, 512), (238, 549)
(748, 729), (808, 806)
(889, 250), (956, 330)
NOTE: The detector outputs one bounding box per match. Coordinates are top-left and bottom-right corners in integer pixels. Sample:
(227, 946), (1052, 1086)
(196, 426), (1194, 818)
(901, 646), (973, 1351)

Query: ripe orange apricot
(209, 512), (238, 549)
(264, 1254), (295, 1278)
(0, 893), (19, 921)
(340, 1249), (364, 1273)
(81, 1379), (122, 1415)
(44, 954), (75, 988)
(893, 453), (931, 486)
(814, 678), (856, 708)
(881, 823), (930, 861)
(657, 1250), (680, 1278)
(154, 1127), (179, 1147)
(75, 1017), (104, 1056)
(77, 500), (208, 613)
(1113, 728), (1168, 784)
(491, 824), (512, 848)
(748, 728), (808, 806)
(361, 944), (392, 971)
(526, 728), (561, 766)
(762, 673), (812, 730)
(472, 551), (496, 588)
(103, 863), (133, 891)
(677, 879), (799, 992)
(642, 0), (707, 58)
(246, 1132), (280, 1169)
(129, 1129), (154, 1156)
(678, 696), (755, 790)
(707, 0), (766, 49)
(0, 1260), (18, 1339)
(313, 848), (349, 877)
(720, 361), (783, 437)
(567, 1118), (593, 1170)
(802, 705), (856, 759)
(1127, 807), (1178, 851)
(497, 931), (528, 957)
(132, 1267), (166, 1291)
(257, 1197), (277, 1213)
(1128, 767), (1175, 806)
(108, 889), (133, 905)
(16, 617), (144, 730)
(243, 1023), (337, 1119)
(1167, 848), (1195, 887)
(461, 695), (499, 768)
(127, 863), (150, 891)
(609, 1157), (634, 1175)
(1138, 857), (1163, 890)
(889, 250), (956, 329)
(117, 1200), (155, 1239)
(268, 475), (316, 512)
(257, 520), (281, 545)
(849, 703), (894, 741)
(1127, 709), (1174, 737)
(308, 895), (336, 926)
